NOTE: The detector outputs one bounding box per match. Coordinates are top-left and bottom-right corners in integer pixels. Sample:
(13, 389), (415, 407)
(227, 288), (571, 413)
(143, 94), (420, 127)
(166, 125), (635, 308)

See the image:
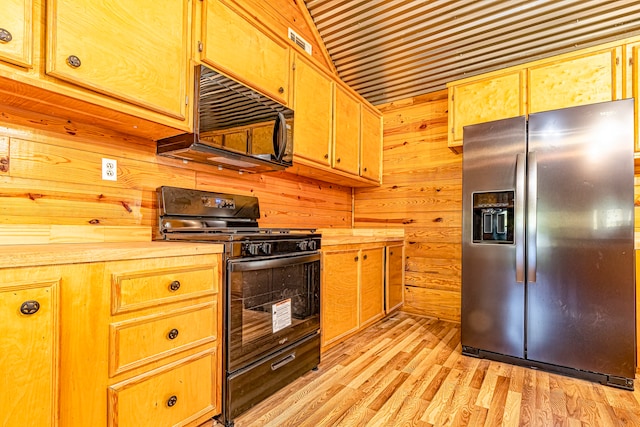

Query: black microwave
(157, 65), (294, 173)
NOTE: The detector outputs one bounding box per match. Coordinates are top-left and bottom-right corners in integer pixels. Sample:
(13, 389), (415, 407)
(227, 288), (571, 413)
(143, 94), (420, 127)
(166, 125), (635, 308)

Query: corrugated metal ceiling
(304, 0), (640, 105)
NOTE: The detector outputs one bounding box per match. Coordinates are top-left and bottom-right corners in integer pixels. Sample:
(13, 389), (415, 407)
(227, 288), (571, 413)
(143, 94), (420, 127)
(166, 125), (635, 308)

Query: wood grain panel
(226, 0), (333, 72)
(403, 287), (460, 322)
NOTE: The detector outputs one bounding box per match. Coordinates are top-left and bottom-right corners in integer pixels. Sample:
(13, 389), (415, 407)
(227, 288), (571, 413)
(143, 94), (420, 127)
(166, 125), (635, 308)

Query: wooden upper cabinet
(448, 70), (525, 150)
(201, 0), (290, 105)
(1, 272), (58, 427)
(0, 0), (33, 68)
(360, 106), (382, 182)
(292, 53), (333, 168)
(528, 47), (622, 114)
(334, 85), (360, 175)
(46, 0), (189, 119)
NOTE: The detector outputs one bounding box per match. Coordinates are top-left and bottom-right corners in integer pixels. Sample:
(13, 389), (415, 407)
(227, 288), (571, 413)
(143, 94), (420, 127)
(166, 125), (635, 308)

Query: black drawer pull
(271, 353), (296, 371)
(20, 300), (40, 315)
(354, 256), (359, 262)
(167, 329), (179, 340)
(167, 395), (177, 407)
(169, 280), (181, 292)
(363, 254), (368, 260)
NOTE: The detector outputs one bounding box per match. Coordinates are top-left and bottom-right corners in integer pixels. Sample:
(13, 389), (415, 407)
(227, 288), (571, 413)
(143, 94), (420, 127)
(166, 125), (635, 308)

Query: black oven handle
(228, 253), (320, 272)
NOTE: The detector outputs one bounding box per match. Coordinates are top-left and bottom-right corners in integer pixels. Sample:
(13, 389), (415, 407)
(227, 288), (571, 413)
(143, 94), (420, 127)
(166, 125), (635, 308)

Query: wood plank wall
(0, 107), (352, 233)
(353, 90), (462, 322)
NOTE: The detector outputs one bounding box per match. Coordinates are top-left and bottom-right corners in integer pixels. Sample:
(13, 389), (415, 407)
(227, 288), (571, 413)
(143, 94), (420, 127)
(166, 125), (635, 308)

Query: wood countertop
(319, 228), (404, 246)
(0, 241), (223, 269)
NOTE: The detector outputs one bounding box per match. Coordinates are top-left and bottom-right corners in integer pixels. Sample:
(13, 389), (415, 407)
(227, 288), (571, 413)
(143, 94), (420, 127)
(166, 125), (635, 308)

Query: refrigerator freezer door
(461, 116), (527, 358)
(526, 99), (635, 379)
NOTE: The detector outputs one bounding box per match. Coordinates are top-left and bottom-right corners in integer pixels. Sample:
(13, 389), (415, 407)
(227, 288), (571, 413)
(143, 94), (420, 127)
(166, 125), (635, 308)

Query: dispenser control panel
(472, 190), (514, 244)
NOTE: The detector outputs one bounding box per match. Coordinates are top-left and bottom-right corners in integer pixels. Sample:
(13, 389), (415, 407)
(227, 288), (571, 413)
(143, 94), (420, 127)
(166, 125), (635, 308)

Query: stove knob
(246, 243), (260, 256)
(307, 240), (317, 251)
(260, 242), (272, 255)
(297, 240), (308, 251)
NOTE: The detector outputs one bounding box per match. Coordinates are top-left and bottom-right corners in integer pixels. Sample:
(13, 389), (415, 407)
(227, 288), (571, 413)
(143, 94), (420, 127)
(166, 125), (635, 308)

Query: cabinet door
(528, 47), (622, 114)
(0, 275), (58, 426)
(360, 247), (384, 327)
(448, 70), (525, 149)
(360, 106), (382, 182)
(334, 85), (360, 175)
(386, 244), (404, 313)
(321, 248), (359, 347)
(202, 0), (290, 105)
(292, 53), (333, 167)
(0, 0), (33, 67)
(47, 0), (189, 119)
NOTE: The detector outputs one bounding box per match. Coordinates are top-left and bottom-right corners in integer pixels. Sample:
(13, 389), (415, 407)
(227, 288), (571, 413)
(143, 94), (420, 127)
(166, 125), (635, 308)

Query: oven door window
(228, 254), (320, 372)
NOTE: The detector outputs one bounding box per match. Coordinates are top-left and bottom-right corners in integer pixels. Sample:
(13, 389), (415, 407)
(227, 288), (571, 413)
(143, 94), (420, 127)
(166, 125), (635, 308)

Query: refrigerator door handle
(515, 153), (526, 283)
(527, 151), (538, 283)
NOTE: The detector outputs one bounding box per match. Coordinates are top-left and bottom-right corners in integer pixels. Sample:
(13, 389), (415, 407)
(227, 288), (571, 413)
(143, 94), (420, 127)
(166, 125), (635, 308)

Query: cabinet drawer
(111, 262), (217, 314)
(110, 302), (217, 376)
(108, 350), (217, 427)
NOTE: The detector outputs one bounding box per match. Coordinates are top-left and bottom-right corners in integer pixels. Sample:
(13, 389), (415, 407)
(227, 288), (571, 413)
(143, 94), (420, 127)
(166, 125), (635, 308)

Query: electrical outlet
(102, 158), (117, 181)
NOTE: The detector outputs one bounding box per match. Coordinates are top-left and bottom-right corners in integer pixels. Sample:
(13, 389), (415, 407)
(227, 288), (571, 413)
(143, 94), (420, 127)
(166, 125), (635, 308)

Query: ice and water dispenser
(472, 190), (514, 244)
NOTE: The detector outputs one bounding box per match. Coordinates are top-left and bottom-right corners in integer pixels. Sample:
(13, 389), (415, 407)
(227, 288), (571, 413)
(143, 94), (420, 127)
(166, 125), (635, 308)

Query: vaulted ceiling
(304, 0), (640, 105)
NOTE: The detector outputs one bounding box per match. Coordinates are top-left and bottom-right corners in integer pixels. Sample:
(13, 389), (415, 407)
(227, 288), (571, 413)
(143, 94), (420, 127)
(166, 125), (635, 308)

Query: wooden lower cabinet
(321, 248), (360, 346)
(0, 267), (60, 427)
(386, 243), (405, 314)
(0, 244), (222, 427)
(359, 247), (385, 327)
(321, 242), (396, 350)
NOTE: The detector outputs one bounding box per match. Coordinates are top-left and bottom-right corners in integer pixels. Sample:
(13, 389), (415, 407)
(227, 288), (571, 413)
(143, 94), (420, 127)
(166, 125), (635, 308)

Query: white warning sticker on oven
(272, 298), (292, 333)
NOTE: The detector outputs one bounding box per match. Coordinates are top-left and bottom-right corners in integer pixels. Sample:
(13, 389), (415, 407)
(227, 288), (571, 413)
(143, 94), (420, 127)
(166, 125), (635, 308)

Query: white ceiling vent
(288, 28), (312, 55)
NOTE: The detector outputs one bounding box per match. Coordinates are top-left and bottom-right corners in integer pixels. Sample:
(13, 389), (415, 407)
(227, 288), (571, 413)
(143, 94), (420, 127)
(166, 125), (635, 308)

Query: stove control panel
(240, 237), (321, 257)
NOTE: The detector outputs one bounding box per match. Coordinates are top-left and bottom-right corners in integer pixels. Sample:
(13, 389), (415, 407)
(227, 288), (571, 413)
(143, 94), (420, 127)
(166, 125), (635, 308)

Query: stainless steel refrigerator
(461, 99), (636, 389)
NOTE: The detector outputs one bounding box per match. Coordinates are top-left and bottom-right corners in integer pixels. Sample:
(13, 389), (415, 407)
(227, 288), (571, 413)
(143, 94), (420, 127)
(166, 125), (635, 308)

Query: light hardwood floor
(216, 312), (640, 426)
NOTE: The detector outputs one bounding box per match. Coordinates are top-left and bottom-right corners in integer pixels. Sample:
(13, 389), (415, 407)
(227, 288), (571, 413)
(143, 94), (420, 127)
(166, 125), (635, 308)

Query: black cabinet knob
(169, 280), (181, 292)
(20, 300), (40, 315)
(167, 395), (177, 407)
(0, 28), (12, 43)
(67, 55), (81, 68)
(167, 328), (179, 340)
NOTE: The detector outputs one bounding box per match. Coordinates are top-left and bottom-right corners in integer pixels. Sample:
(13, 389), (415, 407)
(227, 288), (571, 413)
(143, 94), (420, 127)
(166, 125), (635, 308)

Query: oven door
(227, 252), (320, 372)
